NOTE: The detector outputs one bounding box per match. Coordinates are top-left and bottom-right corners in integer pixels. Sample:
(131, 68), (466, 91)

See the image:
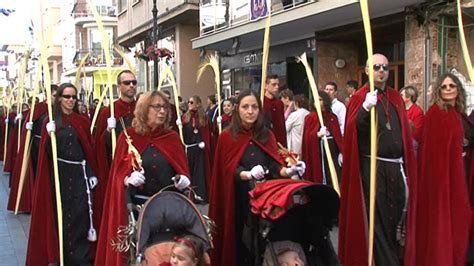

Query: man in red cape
(94, 70), (137, 227)
(208, 128), (283, 266)
(301, 105), (343, 184)
(26, 111), (98, 265)
(7, 100), (49, 212)
(338, 54), (417, 266)
(95, 128), (189, 266)
(264, 74), (287, 147)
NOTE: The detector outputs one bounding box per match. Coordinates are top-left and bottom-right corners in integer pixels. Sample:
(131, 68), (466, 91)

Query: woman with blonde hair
(96, 90), (191, 265)
(412, 73), (473, 265)
(182, 95), (211, 203)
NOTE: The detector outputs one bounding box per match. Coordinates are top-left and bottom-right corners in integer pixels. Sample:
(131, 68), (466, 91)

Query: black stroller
(125, 187), (213, 265)
(249, 179), (340, 266)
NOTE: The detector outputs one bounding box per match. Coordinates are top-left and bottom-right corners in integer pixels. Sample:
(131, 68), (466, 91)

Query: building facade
(116, 0), (215, 101)
(192, 0), (474, 111)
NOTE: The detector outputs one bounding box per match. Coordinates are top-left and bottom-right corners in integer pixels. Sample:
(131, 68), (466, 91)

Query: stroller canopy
(135, 191), (211, 255)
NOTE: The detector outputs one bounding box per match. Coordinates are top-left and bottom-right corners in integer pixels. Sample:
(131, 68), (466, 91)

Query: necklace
(378, 90), (392, 130)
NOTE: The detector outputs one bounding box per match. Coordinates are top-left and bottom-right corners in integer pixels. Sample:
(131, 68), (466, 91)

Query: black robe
(356, 88), (406, 266)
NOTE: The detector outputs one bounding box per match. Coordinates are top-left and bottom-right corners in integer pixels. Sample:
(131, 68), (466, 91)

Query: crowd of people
(0, 53), (472, 266)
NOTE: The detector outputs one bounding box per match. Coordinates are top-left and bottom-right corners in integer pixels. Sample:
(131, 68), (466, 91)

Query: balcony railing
(73, 48), (123, 68)
(200, 0), (310, 35)
(72, 2), (117, 18)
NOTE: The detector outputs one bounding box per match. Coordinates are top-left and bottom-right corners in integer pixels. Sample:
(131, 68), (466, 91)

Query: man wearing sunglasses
(339, 53), (417, 266)
(94, 69), (137, 223)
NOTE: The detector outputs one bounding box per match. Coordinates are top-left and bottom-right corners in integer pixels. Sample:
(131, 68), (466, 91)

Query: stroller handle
(126, 186), (137, 212)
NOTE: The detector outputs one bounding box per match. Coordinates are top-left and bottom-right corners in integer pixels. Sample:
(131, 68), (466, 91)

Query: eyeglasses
(62, 94), (77, 100)
(188, 100), (194, 104)
(149, 104), (170, 111)
(121, 80), (137, 86)
(440, 83), (457, 89)
(373, 64), (389, 72)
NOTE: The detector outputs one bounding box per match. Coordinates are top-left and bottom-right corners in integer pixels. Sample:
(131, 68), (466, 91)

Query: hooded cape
(338, 84), (418, 266)
(301, 111), (343, 183)
(7, 102), (48, 212)
(26, 112), (99, 266)
(208, 128), (282, 266)
(95, 128), (189, 266)
(413, 104), (471, 265)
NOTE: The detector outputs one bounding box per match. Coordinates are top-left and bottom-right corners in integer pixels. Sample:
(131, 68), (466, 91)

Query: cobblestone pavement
(0, 165), (30, 266)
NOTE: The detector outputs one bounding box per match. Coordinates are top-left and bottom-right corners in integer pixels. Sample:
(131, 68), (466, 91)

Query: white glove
(15, 113), (23, 122)
(46, 121), (56, 136)
(172, 175), (191, 191)
(216, 116), (222, 124)
(286, 161), (306, 177)
(88, 176), (98, 189)
(338, 153), (343, 166)
(25, 122), (33, 130)
(317, 126), (329, 138)
(126, 169), (146, 187)
(4, 118), (8, 124)
(106, 117), (116, 132)
(362, 90), (378, 111)
(249, 165), (266, 181)
(176, 117), (182, 126)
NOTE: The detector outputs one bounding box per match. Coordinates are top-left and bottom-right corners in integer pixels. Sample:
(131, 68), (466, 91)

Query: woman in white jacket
(285, 94), (310, 157)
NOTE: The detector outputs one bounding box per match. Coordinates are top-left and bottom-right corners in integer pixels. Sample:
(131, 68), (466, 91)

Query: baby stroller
(125, 186), (213, 265)
(249, 179), (340, 266)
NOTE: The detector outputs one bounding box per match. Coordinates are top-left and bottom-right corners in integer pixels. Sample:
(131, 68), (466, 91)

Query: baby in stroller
(128, 189), (213, 266)
(249, 179), (340, 266)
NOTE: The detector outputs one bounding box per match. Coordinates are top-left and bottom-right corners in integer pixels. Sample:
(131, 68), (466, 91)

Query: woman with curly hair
(96, 90), (191, 266)
(412, 73), (473, 265)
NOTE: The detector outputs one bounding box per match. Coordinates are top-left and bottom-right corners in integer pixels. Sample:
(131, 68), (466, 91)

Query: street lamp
(152, 0), (158, 89)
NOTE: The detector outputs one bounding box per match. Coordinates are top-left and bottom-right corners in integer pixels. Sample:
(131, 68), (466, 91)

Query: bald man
(338, 54), (417, 265)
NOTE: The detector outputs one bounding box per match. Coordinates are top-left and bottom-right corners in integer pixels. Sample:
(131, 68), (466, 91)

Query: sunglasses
(149, 104), (170, 111)
(373, 64), (389, 72)
(188, 100), (194, 104)
(440, 83), (457, 89)
(62, 94), (77, 100)
(121, 80), (137, 86)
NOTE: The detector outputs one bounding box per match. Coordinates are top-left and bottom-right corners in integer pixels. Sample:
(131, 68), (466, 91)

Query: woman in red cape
(209, 89), (306, 266)
(26, 83), (99, 265)
(413, 73), (472, 265)
(301, 91), (343, 185)
(182, 95), (211, 202)
(95, 91), (190, 266)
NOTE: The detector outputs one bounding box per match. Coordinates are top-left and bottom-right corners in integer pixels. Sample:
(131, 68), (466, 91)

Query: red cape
(93, 98), (136, 232)
(95, 128), (189, 266)
(0, 114), (5, 160)
(338, 84), (418, 266)
(7, 102), (48, 212)
(264, 96), (287, 147)
(413, 104), (471, 265)
(4, 111), (23, 173)
(301, 111), (343, 183)
(406, 103), (424, 143)
(182, 115), (212, 189)
(208, 128), (283, 266)
(26, 112), (99, 266)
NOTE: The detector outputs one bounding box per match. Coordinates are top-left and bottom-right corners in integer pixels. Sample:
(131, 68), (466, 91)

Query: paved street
(0, 164), (29, 266)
